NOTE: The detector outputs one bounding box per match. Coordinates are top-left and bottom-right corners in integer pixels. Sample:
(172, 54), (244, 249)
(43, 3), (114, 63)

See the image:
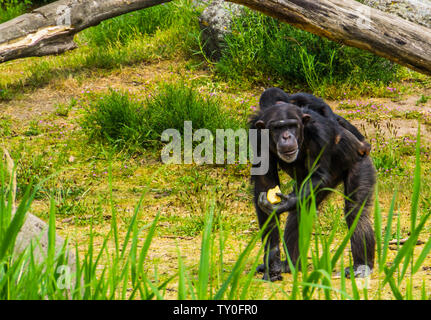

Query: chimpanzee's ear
(255, 120), (266, 129)
(302, 114), (311, 124)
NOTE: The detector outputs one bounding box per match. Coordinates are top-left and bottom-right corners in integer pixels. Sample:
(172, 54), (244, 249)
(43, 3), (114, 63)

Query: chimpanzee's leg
(343, 157), (376, 277)
(255, 205), (283, 281)
(252, 155), (283, 281)
(281, 189), (331, 273)
(282, 210), (299, 272)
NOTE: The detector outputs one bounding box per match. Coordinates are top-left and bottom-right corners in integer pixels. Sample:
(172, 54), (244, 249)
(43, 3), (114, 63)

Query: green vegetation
(0, 0), (30, 23)
(55, 98), (77, 117)
(0, 0), (202, 101)
(1, 133), (430, 299)
(216, 9), (399, 96)
(1, 0), (417, 102)
(79, 0), (200, 54)
(416, 94), (431, 106)
(0, 0), (54, 23)
(81, 84), (243, 153)
(0, 116), (12, 137)
(80, 3), (174, 47)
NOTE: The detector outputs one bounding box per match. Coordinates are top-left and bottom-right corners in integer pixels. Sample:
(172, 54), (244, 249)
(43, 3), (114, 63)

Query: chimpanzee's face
(255, 104), (310, 163)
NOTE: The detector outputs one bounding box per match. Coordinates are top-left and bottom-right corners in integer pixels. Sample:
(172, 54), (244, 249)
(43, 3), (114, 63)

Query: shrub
(143, 83), (242, 137)
(81, 90), (146, 151)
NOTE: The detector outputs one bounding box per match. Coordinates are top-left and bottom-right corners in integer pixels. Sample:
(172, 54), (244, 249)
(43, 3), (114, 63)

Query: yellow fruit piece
(267, 186), (281, 204)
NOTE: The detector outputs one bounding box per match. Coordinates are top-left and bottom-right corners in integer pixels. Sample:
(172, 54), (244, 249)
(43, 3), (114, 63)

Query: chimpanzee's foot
(256, 260), (294, 274)
(359, 141), (371, 156)
(255, 260), (283, 281)
(262, 271), (283, 282)
(344, 265), (372, 278)
(256, 263), (265, 273)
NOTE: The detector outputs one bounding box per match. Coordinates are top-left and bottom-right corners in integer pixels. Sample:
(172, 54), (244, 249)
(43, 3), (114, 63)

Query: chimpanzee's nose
(282, 132), (291, 141)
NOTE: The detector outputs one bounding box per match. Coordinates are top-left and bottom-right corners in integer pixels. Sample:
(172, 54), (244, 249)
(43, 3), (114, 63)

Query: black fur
(250, 90), (376, 281)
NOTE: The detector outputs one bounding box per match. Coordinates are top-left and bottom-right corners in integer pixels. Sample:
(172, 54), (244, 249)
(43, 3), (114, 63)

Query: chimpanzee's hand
(258, 192), (295, 215)
(257, 192), (275, 215)
(275, 192), (297, 213)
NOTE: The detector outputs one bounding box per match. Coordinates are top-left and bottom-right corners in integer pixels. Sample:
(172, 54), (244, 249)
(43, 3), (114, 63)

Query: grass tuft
(80, 84), (243, 153)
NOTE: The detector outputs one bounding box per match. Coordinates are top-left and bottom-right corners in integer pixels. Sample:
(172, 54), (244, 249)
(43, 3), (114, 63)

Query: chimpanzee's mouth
(284, 149), (297, 156)
(278, 149), (298, 163)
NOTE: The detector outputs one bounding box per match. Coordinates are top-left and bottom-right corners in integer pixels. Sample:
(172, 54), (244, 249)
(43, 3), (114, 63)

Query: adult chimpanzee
(250, 88), (376, 281)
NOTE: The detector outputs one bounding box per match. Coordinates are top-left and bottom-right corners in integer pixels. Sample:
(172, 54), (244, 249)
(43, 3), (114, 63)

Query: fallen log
(0, 0), (170, 63)
(227, 0), (431, 76)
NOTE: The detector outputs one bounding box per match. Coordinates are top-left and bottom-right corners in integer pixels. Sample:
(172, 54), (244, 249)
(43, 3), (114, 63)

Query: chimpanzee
(250, 89), (376, 281)
(260, 88), (371, 156)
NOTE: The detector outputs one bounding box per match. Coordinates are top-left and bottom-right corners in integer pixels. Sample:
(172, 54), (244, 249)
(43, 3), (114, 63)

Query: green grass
(54, 98), (77, 117)
(0, 116), (12, 137)
(0, 154), (264, 299)
(80, 84), (244, 153)
(1, 129), (430, 299)
(0, 0), (31, 23)
(416, 95), (430, 106)
(215, 9), (400, 97)
(79, 0), (201, 55)
(0, 0), (424, 102)
(0, 0), (202, 101)
(1, 0), (431, 301)
(80, 3), (175, 47)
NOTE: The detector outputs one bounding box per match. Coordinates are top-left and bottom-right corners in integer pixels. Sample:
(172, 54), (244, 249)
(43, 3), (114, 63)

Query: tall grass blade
(382, 211), (431, 286)
(214, 211), (276, 300)
(385, 269), (403, 300)
(177, 246), (187, 300)
(410, 124), (421, 232)
(330, 200), (366, 268)
(0, 184), (33, 261)
(197, 203), (214, 300)
(381, 191), (397, 270)
(412, 237), (431, 275)
(374, 184), (382, 266)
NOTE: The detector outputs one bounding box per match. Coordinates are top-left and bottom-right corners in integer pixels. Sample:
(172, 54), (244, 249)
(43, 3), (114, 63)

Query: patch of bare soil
(356, 119), (430, 141)
(328, 94), (431, 144)
(330, 90), (431, 113)
(0, 59), (208, 123)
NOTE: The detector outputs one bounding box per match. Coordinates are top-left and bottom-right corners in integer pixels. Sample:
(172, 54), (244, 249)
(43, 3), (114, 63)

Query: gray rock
(15, 213), (77, 292)
(198, 0), (244, 60)
(364, 0), (431, 29)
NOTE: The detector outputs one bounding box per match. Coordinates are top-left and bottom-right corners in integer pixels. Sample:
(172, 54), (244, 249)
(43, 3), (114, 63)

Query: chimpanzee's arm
(273, 167), (332, 214)
(259, 147), (333, 215)
(253, 154), (281, 214)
